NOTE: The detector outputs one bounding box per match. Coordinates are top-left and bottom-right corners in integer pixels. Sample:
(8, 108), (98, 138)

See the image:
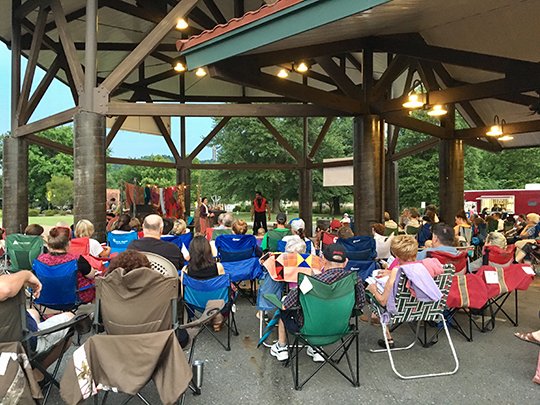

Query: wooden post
(298, 117), (313, 236)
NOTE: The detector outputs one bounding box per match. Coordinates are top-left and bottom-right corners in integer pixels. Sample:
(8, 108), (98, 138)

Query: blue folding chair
(32, 259), (91, 312)
(338, 236), (377, 261)
(107, 231), (138, 254)
(181, 273), (238, 351)
(215, 234), (262, 304)
(345, 260), (380, 282)
(161, 233), (193, 251)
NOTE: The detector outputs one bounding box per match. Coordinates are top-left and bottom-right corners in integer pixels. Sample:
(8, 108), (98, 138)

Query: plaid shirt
(282, 267), (366, 326)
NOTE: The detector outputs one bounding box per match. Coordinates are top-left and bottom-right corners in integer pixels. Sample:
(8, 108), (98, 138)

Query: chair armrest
(25, 314), (90, 339)
(178, 299), (225, 330)
(263, 294), (283, 309)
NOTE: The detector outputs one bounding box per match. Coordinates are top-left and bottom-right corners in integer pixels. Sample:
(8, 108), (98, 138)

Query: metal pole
(83, 0), (98, 110)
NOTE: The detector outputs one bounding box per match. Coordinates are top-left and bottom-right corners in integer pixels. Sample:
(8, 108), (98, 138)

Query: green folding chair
(405, 225), (420, 235)
(265, 272), (360, 390)
(384, 227), (398, 236)
(5, 234), (44, 273)
(265, 228), (292, 251)
(211, 228), (233, 241)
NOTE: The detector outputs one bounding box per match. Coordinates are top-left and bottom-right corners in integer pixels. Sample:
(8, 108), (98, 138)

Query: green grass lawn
(0, 215), (75, 228)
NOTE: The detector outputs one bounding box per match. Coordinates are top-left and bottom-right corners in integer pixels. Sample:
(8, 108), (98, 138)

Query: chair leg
(371, 314), (459, 379)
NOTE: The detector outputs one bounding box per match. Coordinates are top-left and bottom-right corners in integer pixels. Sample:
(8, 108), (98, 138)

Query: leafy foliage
(46, 175), (73, 208)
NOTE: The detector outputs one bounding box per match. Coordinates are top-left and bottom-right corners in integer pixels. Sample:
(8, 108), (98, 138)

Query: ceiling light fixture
(277, 68), (289, 78)
(486, 115), (505, 137)
(294, 61), (310, 73)
(195, 67), (207, 77)
(402, 79), (426, 109)
(176, 18), (189, 30)
(427, 104), (447, 117)
(173, 61), (186, 72)
(498, 134), (514, 142)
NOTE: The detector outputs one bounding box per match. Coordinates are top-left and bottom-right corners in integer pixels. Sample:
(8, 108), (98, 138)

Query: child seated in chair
(366, 235), (443, 349)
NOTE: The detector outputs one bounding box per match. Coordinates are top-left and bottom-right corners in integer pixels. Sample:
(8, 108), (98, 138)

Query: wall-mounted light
(195, 67), (207, 77)
(402, 79), (426, 109)
(176, 18), (189, 30)
(427, 104), (447, 117)
(486, 115), (505, 137)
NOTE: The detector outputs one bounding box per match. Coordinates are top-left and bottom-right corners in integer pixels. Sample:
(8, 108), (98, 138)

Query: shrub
(28, 208), (40, 216)
(43, 209), (56, 216)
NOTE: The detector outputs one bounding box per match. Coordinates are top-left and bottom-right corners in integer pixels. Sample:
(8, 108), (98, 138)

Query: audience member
(284, 235), (306, 254)
(340, 213), (351, 227)
(129, 217), (142, 232)
(232, 220), (248, 235)
(36, 227), (96, 303)
(171, 219), (189, 235)
(261, 212), (291, 251)
(416, 223), (457, 260)
(270, 243), (365, 362)
(372, 223), (393, 260)
(74, 219), (111, 258)
(162, 218), (174, 235)
(399, 208), (411, 229)
(111, 214), (133, 233)
(282, 218), (314, 255)
(469, 232), (507, 273)
(515, 213), (540, 262)
(127, 214), (184, 268)
(514, 329), (540, 384)
(384, 212), (398, 230)
(425, 204), (440, 223)
(408, 209), (421, 228)
(24, 224), (44, 236)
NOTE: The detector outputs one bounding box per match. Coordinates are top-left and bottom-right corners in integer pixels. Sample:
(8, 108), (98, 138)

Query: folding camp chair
(181, 272), (239, 351)
(264, 272), (360, 390)
(32, 259), (93, 314)
(369, 265), (459, 379)
(5, 233), (44, 273)
(215, 234), (262, 304)
(0, 290), (89, 404)
(162, 232), (193, 251)
(92, 256), (221, 404)
(458, 226), (473, 246)
(320, 231), (338, 250)
(265, 228), (292, 251)
(106, 231), (138, 254)
(345, 259), (380, 282)
(384, 227), (398, 236)
(405, 225), (420, 235)
(427, 250), (469, 275)
(338, 235), (377, 261)
(480, 244), (518, 329)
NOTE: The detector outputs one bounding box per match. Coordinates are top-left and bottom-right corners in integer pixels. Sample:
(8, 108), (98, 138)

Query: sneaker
(306, 346), (325, 362)
(270, 342), (289, 361)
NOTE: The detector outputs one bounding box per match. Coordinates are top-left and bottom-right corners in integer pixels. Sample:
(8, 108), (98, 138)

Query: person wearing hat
(282, 218), (315, 255)
(340, 213), (351, 227)
(269, 243), (366, 363)
(261, 212), (291, 252)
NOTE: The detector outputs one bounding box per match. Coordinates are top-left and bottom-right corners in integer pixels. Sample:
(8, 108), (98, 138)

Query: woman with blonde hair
(74, 219), (111, 258)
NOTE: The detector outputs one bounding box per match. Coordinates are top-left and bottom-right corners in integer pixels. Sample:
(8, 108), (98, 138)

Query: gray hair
(222, 213), (234, 228)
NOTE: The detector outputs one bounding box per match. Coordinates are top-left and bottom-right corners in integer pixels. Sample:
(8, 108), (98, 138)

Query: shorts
(35, 313), (73, 354)
(280, 309), (300, 334)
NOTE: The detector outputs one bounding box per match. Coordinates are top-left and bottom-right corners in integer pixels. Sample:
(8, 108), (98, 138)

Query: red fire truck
(464, 187), (540, 215)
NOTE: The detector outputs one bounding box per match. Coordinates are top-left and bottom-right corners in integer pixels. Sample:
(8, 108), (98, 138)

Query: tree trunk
(332, 196), (341, 216)
(272, 197), (281, 213)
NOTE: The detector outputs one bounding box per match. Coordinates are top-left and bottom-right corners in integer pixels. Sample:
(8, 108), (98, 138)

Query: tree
(107, 155), (177, 189)
(46, 175), (73, 208)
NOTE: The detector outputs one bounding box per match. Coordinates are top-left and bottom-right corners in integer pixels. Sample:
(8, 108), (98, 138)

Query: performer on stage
(251, 191), (271, 234)
(199, 197), (213, 234)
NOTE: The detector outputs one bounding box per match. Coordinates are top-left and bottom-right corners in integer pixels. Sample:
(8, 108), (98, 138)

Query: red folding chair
(427, 250), (469, 275)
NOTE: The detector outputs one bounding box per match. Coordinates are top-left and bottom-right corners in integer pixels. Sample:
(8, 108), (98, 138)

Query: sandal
(213, 324), (223, 332)
(377, 338), (394, 349)
(514, 332), (540, 346)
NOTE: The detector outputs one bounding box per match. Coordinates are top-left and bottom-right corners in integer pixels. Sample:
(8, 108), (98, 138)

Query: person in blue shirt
(416, 223), (457, 260)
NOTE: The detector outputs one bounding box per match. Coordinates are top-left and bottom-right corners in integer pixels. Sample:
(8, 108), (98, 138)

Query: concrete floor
(46, 278), (539, 405)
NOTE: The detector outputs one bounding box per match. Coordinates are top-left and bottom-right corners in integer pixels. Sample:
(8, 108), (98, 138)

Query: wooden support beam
(50, 0), (85, 93)
(315, 56), (362, 99)
(107, 102), (343, 117)
(202, 0), (226, 24)
(382, 112), (447, 139)
(17, 6), (48, 120)
(187, 117), (230, 161)
(371, 55), (411, 100)
(105, 116), (127, 147)
(189, 7), (216, 30)
(107, 157), (176, 168)
(14, 0), (51, 18)
(456, 119), (540, 139)
(387, 125), (400, 156)
(14, 107), (78, 137)
(346, 53), (362, 73)
(259, 117), (302, 163)
(105, 0), (164, 24)
(390, 138), (439, 161)
(378, 74), (540, 113)
(26, 133), (73, 155)
(100, 0), (198, 94)
(21, 57), (61, 124)
(209, 64), (366, 115)
(370, 35), (540, 76)
(193, 163), (300, 170)
(308, 117), (334, 159)
(310, 159), (353, 169)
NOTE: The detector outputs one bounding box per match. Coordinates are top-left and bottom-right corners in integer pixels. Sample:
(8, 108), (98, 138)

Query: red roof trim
(176, 0), (304, 53)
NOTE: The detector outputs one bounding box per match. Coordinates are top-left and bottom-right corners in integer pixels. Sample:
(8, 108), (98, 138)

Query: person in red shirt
(251, 191), (271, 234)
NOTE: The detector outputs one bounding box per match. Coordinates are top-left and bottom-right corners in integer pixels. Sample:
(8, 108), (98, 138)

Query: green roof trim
(182, 0), (389, 69)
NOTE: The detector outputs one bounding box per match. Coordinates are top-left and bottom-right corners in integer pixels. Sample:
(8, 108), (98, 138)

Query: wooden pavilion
(2, 0), (540, 239)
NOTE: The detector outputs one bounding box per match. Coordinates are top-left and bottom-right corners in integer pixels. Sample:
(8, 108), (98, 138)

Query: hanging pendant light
(294, 61), (310, 73)
(176, 18), (189, 30)
(173, 61), (186, 72)
(277, 68), (289, 78)
(195, 67), (207, 77)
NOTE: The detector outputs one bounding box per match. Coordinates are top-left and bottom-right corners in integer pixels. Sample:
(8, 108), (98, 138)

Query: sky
(0, 43), (213, 160)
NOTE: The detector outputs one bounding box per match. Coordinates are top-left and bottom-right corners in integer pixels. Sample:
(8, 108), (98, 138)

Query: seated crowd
(1, 200), (539, 394)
